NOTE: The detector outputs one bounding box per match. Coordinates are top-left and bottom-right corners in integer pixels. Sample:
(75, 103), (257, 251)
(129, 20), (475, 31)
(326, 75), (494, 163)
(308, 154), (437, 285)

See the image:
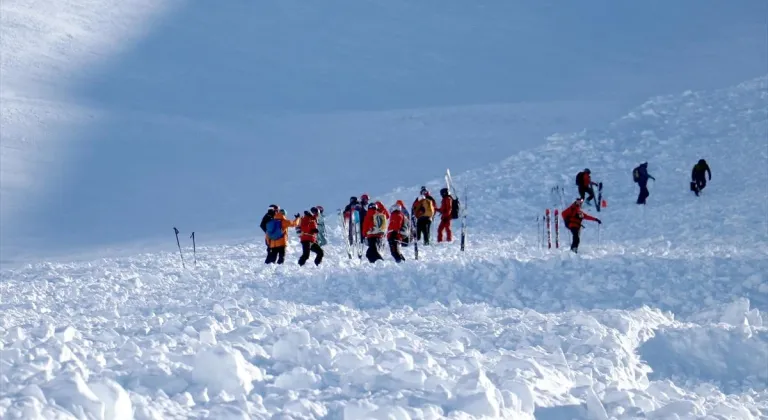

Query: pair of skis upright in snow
(338, 207), (363, 259)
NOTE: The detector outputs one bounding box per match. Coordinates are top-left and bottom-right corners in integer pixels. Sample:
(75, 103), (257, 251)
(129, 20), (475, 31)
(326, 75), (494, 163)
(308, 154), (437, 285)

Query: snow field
(1, 78), (767, 418)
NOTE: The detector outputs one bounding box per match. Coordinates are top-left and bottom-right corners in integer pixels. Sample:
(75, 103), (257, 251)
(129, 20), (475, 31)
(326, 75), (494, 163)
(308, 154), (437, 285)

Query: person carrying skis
(363, 202), (386, 263)
(436, 188), (454, 242)
(561, 197), (601, 253)
(264, 210), (299, 264)
(691, 159), (711, 196)
(296, 209), (324, 266)
(575, 169), (598, 205)
(386, 203), (408, 262)
(411, 187), (437, 245)
(632, 162), (656, 204)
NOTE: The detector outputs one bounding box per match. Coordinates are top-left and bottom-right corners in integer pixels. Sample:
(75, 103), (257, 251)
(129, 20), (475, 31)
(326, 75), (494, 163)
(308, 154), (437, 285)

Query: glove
(596, 219), (602, 224)
(294, 213), (300, 219)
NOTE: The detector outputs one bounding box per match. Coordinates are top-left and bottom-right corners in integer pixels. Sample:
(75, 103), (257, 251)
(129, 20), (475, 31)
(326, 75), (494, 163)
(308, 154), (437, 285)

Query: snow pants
(637, 182), (649, 204)
(579, 185), (595, 203)
(569, 227), (581, 252)
(265, 246), (286, 264)
(388, 236), (405, 263)
(298, 241), (324, 266)
(366, 237), (384, 263)
(416, 216), (432, 245)
(437, 217), (452, 242)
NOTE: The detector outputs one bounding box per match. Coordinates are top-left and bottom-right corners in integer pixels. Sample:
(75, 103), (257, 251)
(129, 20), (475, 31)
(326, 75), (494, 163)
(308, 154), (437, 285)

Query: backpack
(575, 172), (584, 186)
(632, 167), (640, 183)
(266, 219), (284, 241)
(450, 196), (460, 219)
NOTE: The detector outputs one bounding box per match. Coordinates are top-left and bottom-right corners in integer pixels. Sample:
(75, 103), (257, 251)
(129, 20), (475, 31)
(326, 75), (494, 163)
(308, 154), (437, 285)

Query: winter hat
(350, 196), (358, 203)
(584, 168), (591, 174)
(368, 202), (377, 209)
(420, 186), (428, 195)
(268, 204), (279, 211)
(361, 194), (370, 202)
(310, 207), (319, 214)
(396, 200), (406, 208)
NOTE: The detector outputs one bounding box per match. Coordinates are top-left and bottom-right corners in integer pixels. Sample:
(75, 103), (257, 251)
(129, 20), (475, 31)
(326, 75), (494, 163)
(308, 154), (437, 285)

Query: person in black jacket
(691, 159), (711, 196)
(260, 204), (279, 249)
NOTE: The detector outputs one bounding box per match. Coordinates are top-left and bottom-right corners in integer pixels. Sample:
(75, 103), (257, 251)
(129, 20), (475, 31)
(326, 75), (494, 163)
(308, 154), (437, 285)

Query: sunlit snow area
(2, 0), (767, 419)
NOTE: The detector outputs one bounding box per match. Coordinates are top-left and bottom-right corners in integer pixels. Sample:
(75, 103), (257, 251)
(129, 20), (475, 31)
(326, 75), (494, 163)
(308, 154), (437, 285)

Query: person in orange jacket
(386, 203), (408, 262)
(362, 202), (386, 263)
(561, 197), (601, 253)
(436, 188), (453, 242)
(296, 208), (324, 266)
(264, 211), (299, 264)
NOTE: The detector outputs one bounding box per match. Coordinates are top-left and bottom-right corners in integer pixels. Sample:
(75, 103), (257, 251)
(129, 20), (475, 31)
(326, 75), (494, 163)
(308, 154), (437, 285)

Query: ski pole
(190, 231), (196, 266)
(597, 224), (601, 249)
(173, 227), (185, 268)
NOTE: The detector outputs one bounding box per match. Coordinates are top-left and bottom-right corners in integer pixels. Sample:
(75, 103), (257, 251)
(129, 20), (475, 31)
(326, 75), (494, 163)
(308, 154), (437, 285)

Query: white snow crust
(1, 77), (767, 419)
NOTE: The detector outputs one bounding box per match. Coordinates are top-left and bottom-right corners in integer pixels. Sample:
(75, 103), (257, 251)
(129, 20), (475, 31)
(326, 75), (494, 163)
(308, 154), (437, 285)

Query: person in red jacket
(560, 197), (601, 253)
(362, 202), (386, 263)
(387, 204), (408, 262)
(296, 209), (324, 266)
(436, 188), (453, 242)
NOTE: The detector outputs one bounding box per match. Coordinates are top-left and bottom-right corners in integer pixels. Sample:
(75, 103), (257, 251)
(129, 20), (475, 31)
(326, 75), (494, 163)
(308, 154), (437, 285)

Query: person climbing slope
(436, 188), (454, 242)
(632, 162), (656, 204)
(561, 197), (601, 253)
(264, 210), (299, 264)
(362, 202), (387, 263)
(691, 159), (711, 196)
(296, 208), (324, 266)
(575, 168), (599, 205)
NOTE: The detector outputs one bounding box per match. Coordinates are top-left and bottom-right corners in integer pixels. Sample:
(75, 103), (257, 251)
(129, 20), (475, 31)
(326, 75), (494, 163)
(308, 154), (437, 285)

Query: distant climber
(436, 188), (454, 242)
(691, 159), (711, 196)
(296, 209), (324, 266)
(561, 198), (601, 253)
(411, 187), (437, 245)
(632, 162), (656, 205)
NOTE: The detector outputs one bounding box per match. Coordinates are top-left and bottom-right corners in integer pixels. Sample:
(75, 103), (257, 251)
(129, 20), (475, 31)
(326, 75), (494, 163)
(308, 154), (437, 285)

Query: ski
(339, 209), (353, 259)
(596, 182), (603, 212)
(545, 209), (551, 249)
(459, 187), (467, 251)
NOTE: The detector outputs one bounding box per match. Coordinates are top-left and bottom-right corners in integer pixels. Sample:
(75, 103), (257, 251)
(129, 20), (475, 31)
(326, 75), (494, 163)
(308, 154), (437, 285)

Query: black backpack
(450, 195), (460, 219)
(575, 172), (584, 186)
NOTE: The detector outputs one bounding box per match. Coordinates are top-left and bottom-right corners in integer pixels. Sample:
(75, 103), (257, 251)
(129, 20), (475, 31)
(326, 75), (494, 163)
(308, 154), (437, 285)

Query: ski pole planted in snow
(190, 231), (196, 266)
(173, 227), (185, 268)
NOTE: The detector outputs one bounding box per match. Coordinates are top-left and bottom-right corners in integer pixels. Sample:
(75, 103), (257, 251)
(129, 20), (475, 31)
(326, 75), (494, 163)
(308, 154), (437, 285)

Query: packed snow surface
(2, 78), (767, 418)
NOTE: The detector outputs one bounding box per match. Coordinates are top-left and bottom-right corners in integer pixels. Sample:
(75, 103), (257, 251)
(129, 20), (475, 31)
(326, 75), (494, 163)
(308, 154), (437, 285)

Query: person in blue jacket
(632, 162), (656, 205)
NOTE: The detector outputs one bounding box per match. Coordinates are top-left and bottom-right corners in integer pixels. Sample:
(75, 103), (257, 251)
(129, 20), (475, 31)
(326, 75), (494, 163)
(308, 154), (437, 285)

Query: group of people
(342, 186), (456, 263)
(259, 186), (457, 265)
(564, 158), (712, 253)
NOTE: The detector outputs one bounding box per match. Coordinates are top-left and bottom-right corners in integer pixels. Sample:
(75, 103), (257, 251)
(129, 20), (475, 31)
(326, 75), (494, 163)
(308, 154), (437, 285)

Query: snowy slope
(2, 78), (767, 419)
(2, 0), (767, 263)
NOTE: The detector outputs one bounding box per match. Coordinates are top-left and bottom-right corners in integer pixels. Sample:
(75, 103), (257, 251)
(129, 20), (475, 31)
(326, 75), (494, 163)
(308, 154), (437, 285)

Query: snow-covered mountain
(2, 78), (766, 419)
(2, 0), (766, 262)
(2, 0), (768, 419)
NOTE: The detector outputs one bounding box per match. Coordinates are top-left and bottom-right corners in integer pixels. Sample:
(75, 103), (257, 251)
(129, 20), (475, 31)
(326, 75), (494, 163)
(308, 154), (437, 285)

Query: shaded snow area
(2, 78), (767, 419)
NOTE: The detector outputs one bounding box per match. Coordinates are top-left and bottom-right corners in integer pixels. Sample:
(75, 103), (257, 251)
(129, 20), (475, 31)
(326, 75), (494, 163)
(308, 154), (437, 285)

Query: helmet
(440, 188), (449, 196)
(584, 168), (591, 174)
(310, 207), (319, 214)
(575, 197), (584, 205)
(315, 205), (324, 214)
(350, 196), (358, 203)
(396, 200), (405, 208)
(698, 159), (706, 165)
(368, 202), (377, 209)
